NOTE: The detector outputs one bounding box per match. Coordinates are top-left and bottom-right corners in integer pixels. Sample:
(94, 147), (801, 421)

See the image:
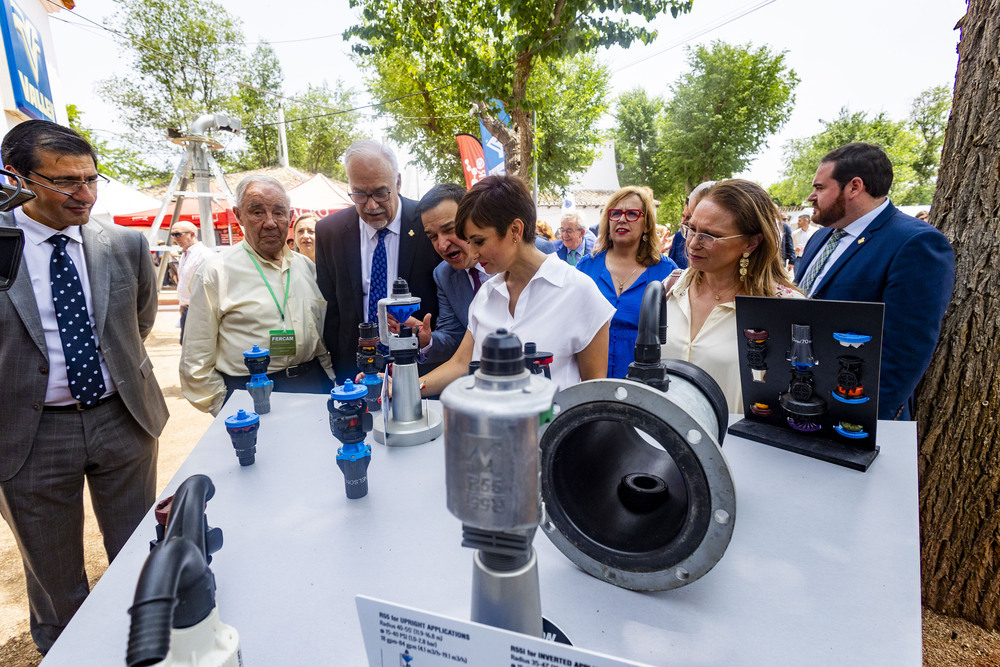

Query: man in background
(170, 220), (212, 342)
(554, 211), (594, 266)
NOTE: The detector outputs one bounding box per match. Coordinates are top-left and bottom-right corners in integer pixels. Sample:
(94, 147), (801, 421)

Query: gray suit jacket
(424, 260), (475, 365)
(0, 212), (168, 480)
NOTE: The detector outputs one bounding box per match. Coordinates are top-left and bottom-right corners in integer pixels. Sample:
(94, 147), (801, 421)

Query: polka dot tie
(48, 235), (106, 406)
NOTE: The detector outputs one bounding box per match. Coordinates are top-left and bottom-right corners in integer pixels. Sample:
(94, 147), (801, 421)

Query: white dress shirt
(177, 241), (214, 307)
(802, 199), (890, 297)
(359, 207), (403, 320)
(15, 209), (117, 405)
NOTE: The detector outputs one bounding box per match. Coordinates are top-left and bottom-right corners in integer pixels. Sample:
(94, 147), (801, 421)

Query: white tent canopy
(91, 177), (162, 226)
(287, 174), (353, 217)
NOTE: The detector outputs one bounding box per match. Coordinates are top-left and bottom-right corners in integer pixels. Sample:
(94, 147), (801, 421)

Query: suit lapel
(81, 221), (111, 339)
(813, 204), (896, 295)
(0, 213), (46, 355)
(343, 211), (364, 321)
(397, 197), (417, 280)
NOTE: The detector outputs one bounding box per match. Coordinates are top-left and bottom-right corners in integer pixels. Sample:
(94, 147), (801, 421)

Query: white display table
(42, 391), (921, 666)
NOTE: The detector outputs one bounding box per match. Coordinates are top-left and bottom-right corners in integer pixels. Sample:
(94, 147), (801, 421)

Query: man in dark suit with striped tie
(0, 120), (167, 654)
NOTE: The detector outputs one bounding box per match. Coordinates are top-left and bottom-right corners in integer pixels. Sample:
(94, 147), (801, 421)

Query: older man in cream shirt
(180, 175), (334, 415)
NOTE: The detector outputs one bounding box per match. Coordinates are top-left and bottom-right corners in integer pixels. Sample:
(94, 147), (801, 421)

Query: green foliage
(284, 82), (367, 180)
(66, 105), (167, 186)
(346, 0), (692, 181)
(769, 106), (926, 205)
(658, 41), (798, 192)
(907, 85), (952, 203)
(98, 0), (283, 170)
(613, 88), (667, 194)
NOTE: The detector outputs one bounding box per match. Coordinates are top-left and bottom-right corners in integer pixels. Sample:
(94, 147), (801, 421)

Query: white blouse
(468, 255), (615, 390)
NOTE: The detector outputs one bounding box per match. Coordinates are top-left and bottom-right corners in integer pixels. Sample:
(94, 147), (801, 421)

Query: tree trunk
(918, 0), (1000, 629)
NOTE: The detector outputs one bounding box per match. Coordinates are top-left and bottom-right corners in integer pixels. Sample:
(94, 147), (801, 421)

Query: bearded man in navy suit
(795, 142), (955, 420)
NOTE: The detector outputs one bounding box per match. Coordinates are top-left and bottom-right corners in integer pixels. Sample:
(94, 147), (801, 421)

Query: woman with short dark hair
(419, 174), (614, 396)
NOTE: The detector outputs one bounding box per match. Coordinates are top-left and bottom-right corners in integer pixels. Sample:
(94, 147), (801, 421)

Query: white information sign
(356, 596), (652, 667)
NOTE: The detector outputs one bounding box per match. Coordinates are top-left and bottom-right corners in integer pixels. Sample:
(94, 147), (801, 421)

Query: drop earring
(739, 252), (750, 281)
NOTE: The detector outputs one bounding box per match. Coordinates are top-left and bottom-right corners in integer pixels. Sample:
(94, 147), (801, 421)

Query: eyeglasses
(680, 224), (745, 249)
(558, 227), (582, 236)
(348, 189), (392, 205)
(608, 209), (644, 223)
(23, 171), (109, 197)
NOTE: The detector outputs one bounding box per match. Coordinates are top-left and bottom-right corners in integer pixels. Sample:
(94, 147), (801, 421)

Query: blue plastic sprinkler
(329, 380), (374, 499)
(243, 344), (273, 414)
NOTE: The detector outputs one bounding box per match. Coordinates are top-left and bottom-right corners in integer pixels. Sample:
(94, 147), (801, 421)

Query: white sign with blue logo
(1, 0), (57, 121)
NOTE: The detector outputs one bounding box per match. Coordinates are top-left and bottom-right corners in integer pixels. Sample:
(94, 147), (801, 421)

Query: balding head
(170, 221), (199, 250)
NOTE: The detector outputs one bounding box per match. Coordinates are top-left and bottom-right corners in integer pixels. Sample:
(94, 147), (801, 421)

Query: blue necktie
(49, 235), (106, 406)
(798, 230), (847, 294)
(368, 228), (389, 327)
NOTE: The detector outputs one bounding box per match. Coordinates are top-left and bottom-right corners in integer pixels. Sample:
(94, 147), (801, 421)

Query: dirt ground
(0, 297), (998, 666)
(0, 297), (213, 666)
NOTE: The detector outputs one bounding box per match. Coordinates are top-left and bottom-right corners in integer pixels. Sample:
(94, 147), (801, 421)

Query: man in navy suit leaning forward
(393, 183), (489, 365)
(795, 142), (955, 420)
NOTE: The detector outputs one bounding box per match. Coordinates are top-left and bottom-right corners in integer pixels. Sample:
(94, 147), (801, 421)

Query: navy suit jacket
(795, 203), (954, 419)
(315, 197), (440, 379)
(554, 236), (595, 263)
(424, 261), (476, 365)
(781, 222), (796, 266)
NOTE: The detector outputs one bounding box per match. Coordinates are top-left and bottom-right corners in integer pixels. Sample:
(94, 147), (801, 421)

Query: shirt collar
(361, 205), (403, 242)
(15, 207), (85, 247)
(242, 239), (292, 271)
(842, 198), (890, 239)
(483, 254), (566, 299)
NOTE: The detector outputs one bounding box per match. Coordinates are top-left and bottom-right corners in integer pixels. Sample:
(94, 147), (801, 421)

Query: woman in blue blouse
(578, 186), (678, 378)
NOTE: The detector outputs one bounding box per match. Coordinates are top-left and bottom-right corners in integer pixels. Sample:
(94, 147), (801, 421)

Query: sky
(47, 0), (967, 190)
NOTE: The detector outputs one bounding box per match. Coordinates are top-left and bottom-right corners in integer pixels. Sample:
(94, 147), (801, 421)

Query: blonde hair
(680, 179), (798, 297)
(594, 186), (662, 266)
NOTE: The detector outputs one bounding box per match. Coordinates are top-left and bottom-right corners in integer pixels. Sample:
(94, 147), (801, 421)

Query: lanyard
(245, 246), (290, 324)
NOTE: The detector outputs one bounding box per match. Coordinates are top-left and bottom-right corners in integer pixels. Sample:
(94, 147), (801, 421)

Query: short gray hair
(234, 175), (288, 208)
(560, 211), (582, 230)
(343, 140), (398, 177)
(688, 180), (717, 209)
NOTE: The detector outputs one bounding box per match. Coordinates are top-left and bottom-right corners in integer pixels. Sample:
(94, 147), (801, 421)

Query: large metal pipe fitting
(538, 372), (736, 592)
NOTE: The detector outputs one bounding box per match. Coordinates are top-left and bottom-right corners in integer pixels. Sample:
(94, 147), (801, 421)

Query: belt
(273, 359), (320, 379)
(43, 393), (120, 413)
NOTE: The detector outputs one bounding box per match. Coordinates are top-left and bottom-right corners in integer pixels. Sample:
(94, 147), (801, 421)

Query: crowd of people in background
(0, 118), (956, 657)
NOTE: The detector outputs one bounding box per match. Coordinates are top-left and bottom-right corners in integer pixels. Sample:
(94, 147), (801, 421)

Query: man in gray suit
(0, 120), (168, 654)
(393, 184), (487, 365)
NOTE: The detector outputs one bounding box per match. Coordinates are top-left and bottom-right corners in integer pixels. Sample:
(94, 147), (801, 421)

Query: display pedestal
(728, 418), (880, 471)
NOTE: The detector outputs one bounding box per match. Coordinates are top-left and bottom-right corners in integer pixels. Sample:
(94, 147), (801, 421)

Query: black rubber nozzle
(480, 329), (524, 377)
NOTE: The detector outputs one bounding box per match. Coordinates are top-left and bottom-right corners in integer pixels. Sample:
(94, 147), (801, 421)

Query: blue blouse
(577, 251), (678, 379)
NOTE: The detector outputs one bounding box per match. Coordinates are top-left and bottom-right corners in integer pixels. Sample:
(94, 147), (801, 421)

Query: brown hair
(683, 179), (798, 297)
(593, 186), (662, 266)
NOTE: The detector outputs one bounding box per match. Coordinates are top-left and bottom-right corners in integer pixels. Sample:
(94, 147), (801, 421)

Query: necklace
(611, 265), (641, 295)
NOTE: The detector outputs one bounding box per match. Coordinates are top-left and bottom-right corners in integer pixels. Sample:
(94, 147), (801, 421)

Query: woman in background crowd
(293, 212), (319, 262)
(419, 174), (614, 396)
(661, 179), (802, 414)
(578, 186), (678, 379)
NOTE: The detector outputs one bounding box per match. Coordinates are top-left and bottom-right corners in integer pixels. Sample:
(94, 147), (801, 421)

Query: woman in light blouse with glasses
(661, 179), (801, 414)
(577, 186), (678, 379)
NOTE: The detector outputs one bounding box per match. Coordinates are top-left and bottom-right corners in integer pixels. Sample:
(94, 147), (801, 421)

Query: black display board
(728, 296), (885, 471)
